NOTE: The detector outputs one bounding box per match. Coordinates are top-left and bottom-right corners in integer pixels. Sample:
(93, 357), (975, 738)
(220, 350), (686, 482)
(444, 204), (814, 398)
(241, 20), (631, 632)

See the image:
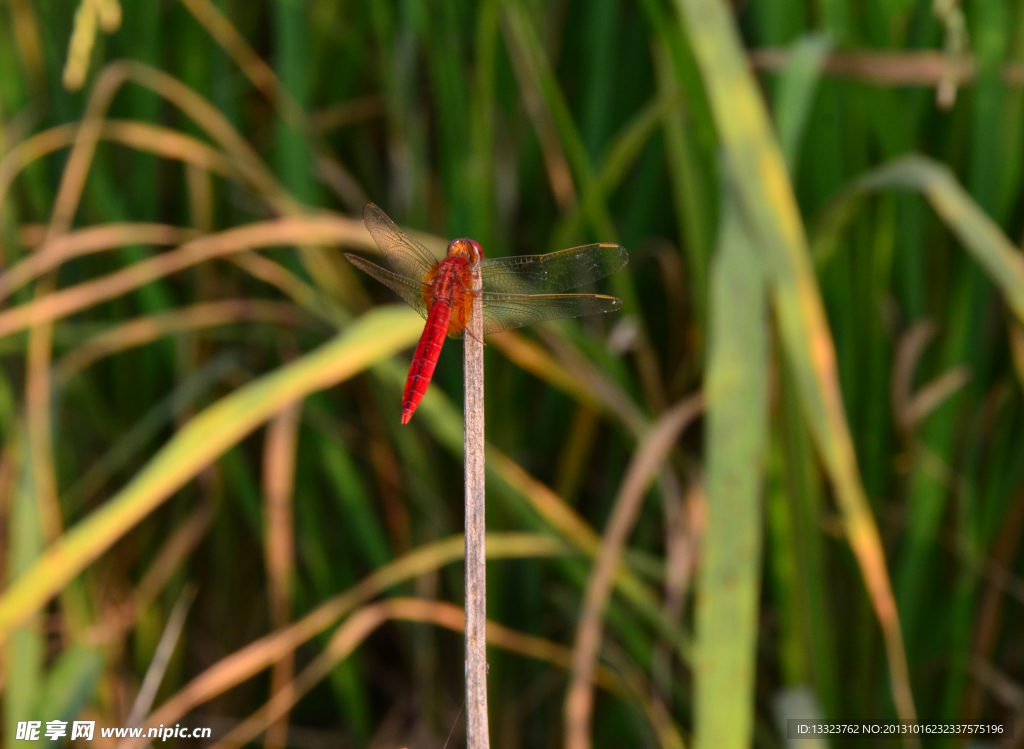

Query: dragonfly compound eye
(447, 238), (484, 263)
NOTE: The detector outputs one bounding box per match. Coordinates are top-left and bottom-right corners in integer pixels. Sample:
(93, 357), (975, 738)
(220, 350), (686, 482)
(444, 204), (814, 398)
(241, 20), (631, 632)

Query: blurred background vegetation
(1, 0), (1023, 747)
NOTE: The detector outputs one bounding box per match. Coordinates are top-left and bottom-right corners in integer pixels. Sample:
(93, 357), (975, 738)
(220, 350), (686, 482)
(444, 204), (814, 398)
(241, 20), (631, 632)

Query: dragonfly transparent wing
(362, 203), (439, 281)
(344, 253), (431, 319)
(473, 292), (622, 336)
(480, 243), (627, 294)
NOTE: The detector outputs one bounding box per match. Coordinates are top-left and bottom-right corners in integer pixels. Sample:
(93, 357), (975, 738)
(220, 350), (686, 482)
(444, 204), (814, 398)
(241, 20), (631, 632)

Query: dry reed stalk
(26, 300), (62, 544)
(500, 10), (577, 212)
(0, 217), (369, 338)
(1, 223), (199, 300)
(463, 256), (490, 748)
(0, 121), (235, 210)
(262, 403), (302, 749)
(55, 300), (311, 382)
(312, 95), (384, 132)
(746, 48), (1024, 87)
(179, 0), (287, 115)
(185, 164), (215, 232)
(227, 253), (351, 325)
(125, 585), (196, 727)
(564, 394), (702, 749)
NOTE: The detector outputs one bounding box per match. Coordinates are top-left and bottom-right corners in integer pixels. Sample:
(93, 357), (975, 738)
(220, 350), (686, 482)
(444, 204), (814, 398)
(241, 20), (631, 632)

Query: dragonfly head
(446, 238), (484, 264)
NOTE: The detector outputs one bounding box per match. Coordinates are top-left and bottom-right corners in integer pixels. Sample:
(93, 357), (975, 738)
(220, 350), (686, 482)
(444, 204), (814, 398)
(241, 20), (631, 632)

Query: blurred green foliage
(0, 0), (1023, 747)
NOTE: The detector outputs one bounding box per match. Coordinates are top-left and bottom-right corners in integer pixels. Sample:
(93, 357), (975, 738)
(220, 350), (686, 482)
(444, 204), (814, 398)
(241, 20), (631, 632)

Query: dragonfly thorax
(446, 238), (483, 263)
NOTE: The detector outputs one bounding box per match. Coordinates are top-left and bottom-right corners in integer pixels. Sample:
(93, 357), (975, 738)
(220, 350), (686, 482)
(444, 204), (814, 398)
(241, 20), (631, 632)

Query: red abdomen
(401, 302), (452, 424)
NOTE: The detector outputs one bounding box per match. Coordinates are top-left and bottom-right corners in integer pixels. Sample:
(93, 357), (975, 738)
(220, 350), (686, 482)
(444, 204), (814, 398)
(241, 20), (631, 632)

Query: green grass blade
(851, 156), (1024, 322)
(272, 0), (316, 207)
(319, 434), (392, 569)
(652, 39), (713, 332)
(777, 361), (839, 718)
(3, 438), (45, 745)
(551, 93), (678, 252)
(773, 33), (830, 173)
(36, 644), (104, 725)
(696, 191), (768, 749)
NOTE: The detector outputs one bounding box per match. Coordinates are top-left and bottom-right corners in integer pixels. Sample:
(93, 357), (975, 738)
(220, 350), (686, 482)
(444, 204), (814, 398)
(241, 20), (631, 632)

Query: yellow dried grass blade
(0, 305), (422, 645)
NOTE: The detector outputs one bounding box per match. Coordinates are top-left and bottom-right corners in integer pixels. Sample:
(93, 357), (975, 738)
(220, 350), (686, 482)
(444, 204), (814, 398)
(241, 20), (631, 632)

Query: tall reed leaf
(696, 194), (768, 748)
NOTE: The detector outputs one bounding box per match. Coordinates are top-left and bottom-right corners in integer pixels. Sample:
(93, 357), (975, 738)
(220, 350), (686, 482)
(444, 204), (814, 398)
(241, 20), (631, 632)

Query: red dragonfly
(346, 203), (628, 424)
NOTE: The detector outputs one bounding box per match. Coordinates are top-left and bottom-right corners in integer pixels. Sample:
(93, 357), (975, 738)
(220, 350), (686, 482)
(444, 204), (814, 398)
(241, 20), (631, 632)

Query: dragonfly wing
(478, 292), (622, 335)
(345, 253), (431, 319)
(480, 243), (627, 294)
(362, 203), (439, 281)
